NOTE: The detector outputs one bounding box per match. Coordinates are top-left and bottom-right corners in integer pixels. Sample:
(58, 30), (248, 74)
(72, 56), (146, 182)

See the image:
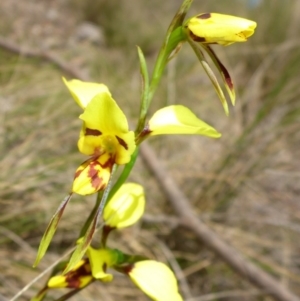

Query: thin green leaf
(34, 194), (72, 267)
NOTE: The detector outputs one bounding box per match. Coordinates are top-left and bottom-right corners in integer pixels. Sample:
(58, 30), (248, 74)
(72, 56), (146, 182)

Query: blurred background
(1, 0), (300, 300)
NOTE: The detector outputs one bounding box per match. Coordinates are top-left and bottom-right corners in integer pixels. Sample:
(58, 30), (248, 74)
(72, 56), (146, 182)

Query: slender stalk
(106, 146), (140, 204)
(135, 0), (193, 134)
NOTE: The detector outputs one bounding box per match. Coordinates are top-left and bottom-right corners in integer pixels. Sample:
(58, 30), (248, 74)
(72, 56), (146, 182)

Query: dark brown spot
(102, 262), (107, 272)
(116, 136), (128, 150)
(74, 169), (83, 179)
(137, 124), (152, 140)
(66, 277), (81, 288)
(100, 155), (115, 170)
(85, 128), (102, 136)
(74, 158), (93, 179)
(197, 13), (211, 19)
(189, 31), (206, 43)
(122, 264), (134, 275)
(65, 259), (91, 288)
(225, 76), (234, 90)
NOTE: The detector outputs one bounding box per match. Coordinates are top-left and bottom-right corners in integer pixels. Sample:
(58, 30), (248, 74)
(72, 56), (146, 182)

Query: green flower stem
(98, 164), (118, 214)
(135, 47), (149, 135)
(148, 26), (185, 101)
(106, 146), (140, 204)
(79, 191), (104, 238)
(100, 225), (112, 248)
(79, 148), (138, 244)
(135, 0), (193, 134)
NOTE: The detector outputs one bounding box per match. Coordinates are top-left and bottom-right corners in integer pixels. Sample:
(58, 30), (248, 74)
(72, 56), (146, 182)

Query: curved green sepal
(136, 46), (150, 134)
(202, 44), (236, 105)
(33, 194), (72, 267)
(188, 39), (229, 115)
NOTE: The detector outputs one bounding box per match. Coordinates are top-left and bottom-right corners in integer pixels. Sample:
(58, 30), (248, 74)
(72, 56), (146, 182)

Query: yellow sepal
(148, 105), (221, 138)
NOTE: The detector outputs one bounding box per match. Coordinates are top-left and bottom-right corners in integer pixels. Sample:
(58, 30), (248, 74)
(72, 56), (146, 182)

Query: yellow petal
(86, 248), (117, 282)
(129, 260), (183, 301)
(72, 158), (111, 195)
(104, 183), (145, 228)
(186, 13), (257, 46)
(148, 105), (221, 138)
(63, 77), (111, 109)
(114, 131), (136, 165)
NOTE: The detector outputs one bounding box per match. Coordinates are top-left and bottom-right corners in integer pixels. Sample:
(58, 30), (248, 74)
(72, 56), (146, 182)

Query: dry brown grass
(0, 0), (300, 300)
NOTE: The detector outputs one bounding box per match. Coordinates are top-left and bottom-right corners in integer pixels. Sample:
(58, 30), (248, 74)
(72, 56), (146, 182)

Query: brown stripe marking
(85, 128), (102, 136)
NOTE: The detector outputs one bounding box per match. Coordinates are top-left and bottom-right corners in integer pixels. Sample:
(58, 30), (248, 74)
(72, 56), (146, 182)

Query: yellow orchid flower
(182, 14), (256, 114)
(185, 13), (257, 46)
(63, 78), (136, 195)
(103, 183), (145, 229)
(47, 246), (119, 290)
(128, 260), (183, 301)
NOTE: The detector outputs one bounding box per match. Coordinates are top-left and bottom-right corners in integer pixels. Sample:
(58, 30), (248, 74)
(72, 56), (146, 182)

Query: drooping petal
(104, 183), (145, 228)
(186, 13), (257, 46)
(128, 260), (183, 301)
(63, 78), (111, 109)
(148, 105), (221, 138)
(86, 247), (119, 282)
(72, 158), (111, 195)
